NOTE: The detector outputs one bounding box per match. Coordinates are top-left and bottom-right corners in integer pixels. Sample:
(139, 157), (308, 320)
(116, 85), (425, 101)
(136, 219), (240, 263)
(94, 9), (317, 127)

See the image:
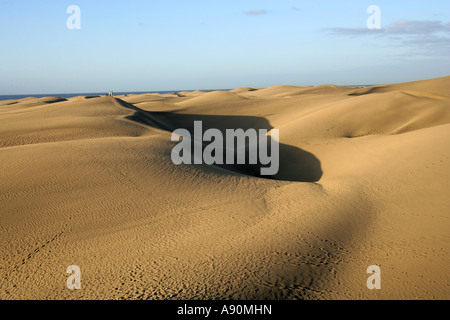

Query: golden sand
(1, 76), (449, 299)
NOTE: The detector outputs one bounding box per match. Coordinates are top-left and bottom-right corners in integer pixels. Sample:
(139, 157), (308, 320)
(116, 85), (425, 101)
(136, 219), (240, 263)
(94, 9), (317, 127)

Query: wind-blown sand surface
(1, 76), (449, 299)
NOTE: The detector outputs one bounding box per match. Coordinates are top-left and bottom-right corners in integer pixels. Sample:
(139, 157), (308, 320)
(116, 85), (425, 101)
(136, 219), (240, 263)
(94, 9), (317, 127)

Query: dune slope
(1, 76), (449, 299)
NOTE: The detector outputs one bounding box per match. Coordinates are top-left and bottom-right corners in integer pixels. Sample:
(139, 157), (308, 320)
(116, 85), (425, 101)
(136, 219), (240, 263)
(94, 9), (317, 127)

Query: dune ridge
(0, 76), (449, 299)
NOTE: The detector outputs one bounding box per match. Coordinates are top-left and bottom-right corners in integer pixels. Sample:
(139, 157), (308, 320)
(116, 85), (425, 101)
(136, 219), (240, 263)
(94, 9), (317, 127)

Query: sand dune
(349, 75), (450, 96)
(230, 87), (258, 93)
(176, 90), (248, 107)
(0, 76), (449, 299)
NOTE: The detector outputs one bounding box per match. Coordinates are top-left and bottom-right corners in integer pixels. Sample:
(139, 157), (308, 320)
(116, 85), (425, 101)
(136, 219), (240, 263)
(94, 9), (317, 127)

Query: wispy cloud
(243, 10), (267, 16)
(389, 20), (450, 34)
(327, 20), (450, 56)
(329, 27), (382, 36)
(329, 20), (450, 35)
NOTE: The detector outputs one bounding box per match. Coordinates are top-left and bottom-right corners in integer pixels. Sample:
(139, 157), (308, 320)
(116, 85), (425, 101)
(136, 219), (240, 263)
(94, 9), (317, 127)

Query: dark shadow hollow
(117, 98), (323, 182)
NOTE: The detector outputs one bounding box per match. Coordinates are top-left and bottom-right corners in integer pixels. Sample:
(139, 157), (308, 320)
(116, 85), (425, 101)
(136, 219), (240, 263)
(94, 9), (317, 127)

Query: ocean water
(0, 86), (373, 102)
(0, 90), (230, 101)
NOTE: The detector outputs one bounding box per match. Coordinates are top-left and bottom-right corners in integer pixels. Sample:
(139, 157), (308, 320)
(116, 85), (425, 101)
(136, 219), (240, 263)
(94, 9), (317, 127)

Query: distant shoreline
(0, 86), (376, 101)
(0, 89), (232, 101)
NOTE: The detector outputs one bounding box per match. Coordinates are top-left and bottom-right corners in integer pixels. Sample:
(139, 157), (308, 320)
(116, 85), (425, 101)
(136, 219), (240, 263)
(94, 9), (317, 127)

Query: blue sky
(0, 0), (449, 94)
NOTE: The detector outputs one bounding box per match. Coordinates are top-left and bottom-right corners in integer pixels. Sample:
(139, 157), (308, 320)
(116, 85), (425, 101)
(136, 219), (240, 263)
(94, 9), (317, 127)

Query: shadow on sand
(116, 98), (322, 182)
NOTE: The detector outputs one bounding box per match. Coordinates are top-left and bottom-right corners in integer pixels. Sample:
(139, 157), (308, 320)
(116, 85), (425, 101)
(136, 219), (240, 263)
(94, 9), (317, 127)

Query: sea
(0, 90), (230, 101)
(0, 86), (374, 102)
